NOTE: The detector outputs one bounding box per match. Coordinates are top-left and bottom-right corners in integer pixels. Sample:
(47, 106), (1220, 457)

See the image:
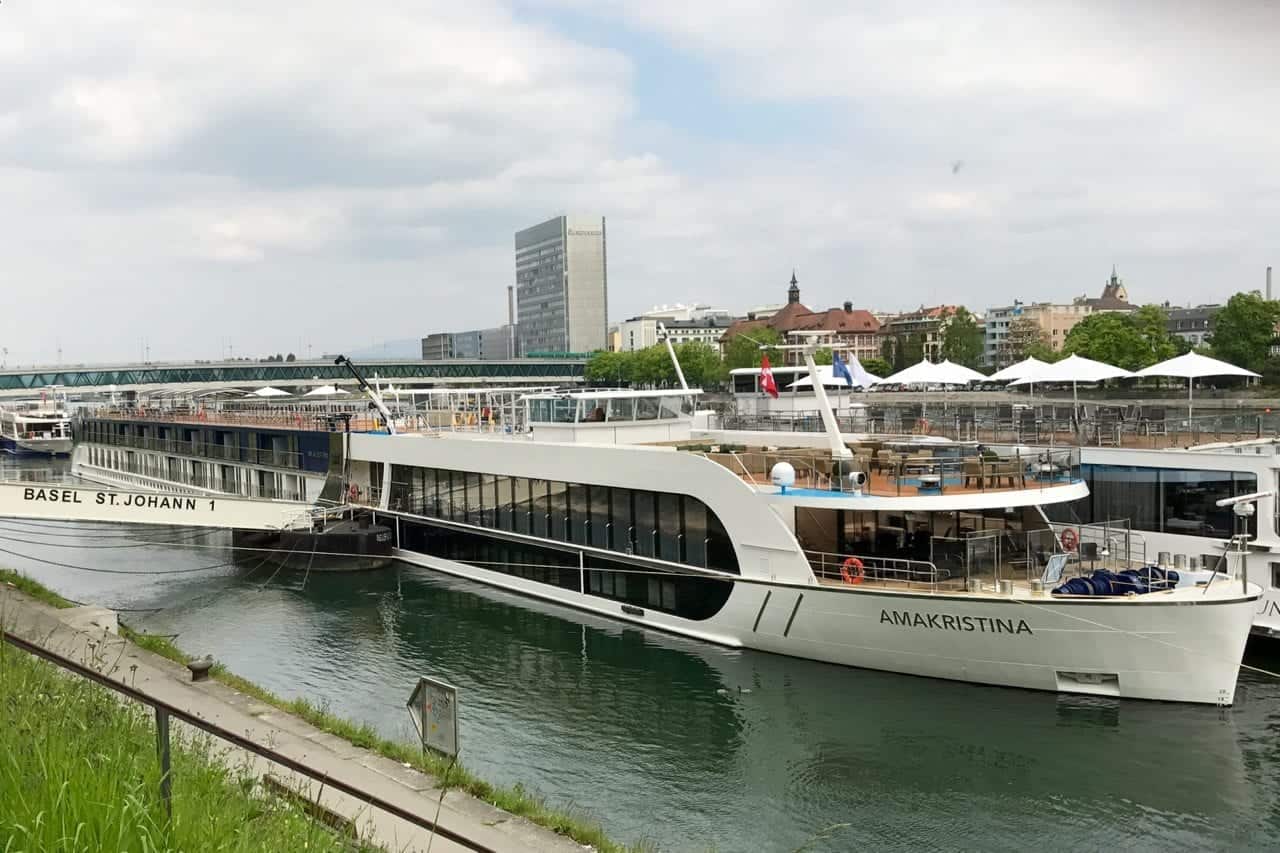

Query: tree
(882, 333), (923, 371)
(1000, 316), (1050, 365)
(584, 350), (633, 385)
(673, 341), (722, 388)
(1208, 292), (1280, 374)
(1061, 313), (1151, 370)
(813, 348), (832, 365)
(1131, 304), (1177, 364)
(286, 352), (296, 362)
(940, 307), (985, 368)
(722, 327), (783, 372)
(860, 356), (892, 377)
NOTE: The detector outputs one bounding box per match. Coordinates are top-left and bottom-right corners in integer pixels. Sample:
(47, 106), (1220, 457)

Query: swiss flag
(760, 354), (779, 398)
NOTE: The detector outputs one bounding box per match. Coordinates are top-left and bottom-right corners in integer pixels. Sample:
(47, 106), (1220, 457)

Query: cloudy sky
(2, 0), (1277, 365)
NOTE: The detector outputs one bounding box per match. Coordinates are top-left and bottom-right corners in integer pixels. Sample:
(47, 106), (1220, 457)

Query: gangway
(0, 482), (314, 531)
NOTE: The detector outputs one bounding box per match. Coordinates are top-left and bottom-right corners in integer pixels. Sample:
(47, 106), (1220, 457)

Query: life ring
(348, 483), (359, 502)
(840, 557), (865, 585)
(1060, 528), (1079, 552)
(918, 418), (931, 435)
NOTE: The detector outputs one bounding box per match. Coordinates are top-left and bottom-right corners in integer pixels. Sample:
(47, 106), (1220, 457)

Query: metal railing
(0, 629), (492, 851)
(720, 407), (1277, 449)
(696, 446), (1081, 497)
(81, 431), (304, 470)
(805, 549), (947, 591)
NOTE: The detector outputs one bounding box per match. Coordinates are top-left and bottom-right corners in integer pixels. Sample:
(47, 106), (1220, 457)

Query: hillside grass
(0, 638), (375, 852)
(0, 569), (648, 852)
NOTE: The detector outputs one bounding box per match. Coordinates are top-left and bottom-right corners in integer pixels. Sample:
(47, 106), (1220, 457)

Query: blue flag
(832, 351), (854, 387)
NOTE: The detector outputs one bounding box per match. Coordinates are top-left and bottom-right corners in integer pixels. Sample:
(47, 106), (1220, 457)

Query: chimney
(1268, 266), (1273, 301)
(507, 285), (516, 358)
(843, 300), (853, 312)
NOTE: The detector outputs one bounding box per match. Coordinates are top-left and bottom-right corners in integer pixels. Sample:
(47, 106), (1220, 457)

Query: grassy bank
(0, 634), (370, 852)
(0, 570), (646, 852)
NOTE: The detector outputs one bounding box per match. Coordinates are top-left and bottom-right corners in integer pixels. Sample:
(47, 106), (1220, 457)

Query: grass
(0, 638), (375, 852)
(1, 569), (650, 852)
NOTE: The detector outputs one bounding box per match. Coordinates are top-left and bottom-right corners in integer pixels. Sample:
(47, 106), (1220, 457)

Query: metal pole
(155, 707), (172, 820)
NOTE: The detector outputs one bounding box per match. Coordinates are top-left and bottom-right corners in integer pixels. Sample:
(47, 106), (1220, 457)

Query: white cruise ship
(67, 357), (1263, 704)
(336, 365), (1258, 705)
(1, 399), (73, 457)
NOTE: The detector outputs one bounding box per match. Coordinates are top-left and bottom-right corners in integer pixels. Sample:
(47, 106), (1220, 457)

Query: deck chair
(1039, 552), (1070, 586)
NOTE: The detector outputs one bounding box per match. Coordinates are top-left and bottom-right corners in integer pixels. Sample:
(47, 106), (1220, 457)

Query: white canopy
(987, 357), (1048, 383)
(1135, 351), (1259, 421)
(247, 386), (290, 397)
(1007, 354), (1133, 387)
(304, 385), (350, 397)
(875, 359), (984, 387)
(786, 364), (880, 389)
(1134, 351), (1259, 380)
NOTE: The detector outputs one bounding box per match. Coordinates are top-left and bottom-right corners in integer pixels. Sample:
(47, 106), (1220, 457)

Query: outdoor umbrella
(247, 386), (290, 397)
(1135, 351), (1259, 421)
(988, 356), (1048, 394)
(874, 358), (982, 415)
(304, 385), (351, 397)
(1008, 354), (1133, 414)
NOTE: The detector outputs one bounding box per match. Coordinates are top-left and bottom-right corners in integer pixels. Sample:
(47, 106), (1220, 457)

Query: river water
(3, 458), (1280, 852)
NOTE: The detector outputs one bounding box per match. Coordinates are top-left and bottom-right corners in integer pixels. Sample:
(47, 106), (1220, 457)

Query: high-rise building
(515, 215), (607, 355)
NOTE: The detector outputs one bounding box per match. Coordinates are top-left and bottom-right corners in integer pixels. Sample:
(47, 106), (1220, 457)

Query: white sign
(406, 676), (458, 758)
(0, 483), (306, 531)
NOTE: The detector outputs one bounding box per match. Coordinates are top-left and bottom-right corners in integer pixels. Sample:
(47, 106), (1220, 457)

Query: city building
(1074, 267), (1138, 313)
(420, 325), (515, 360)
(879, 305), (960, 362)
(982, 301), (1092, 367)
(1166, 304), (1220, 348)
(616, 303), (734, 352)
(515, 215), (608, 355)
(719, 272), (881, 363)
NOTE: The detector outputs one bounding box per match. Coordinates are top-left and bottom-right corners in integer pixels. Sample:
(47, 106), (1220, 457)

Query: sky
(2, 0), (1278, 365)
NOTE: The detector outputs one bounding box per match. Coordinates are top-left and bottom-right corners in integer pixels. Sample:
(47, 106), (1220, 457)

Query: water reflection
(0, 456), (1278, 851)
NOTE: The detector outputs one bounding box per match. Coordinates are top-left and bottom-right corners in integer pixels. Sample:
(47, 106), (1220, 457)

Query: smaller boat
(1, 396), (73, 457)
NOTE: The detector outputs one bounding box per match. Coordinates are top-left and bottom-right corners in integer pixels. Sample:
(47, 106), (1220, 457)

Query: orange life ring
(918, 418), (931, 434)
(840, 557), (865, 585)
(1060, 528), (1079, 552)
(348, 483), (359, 502)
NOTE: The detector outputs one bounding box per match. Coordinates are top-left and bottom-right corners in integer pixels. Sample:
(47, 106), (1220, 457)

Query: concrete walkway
(0, 585), (589, 853)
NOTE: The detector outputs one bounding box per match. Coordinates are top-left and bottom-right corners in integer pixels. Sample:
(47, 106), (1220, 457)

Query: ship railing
(1021, 522), (1150, 585)
(805, 550), (948, 592)
(691, 445), (1081, 497)
(721, 407), (1276, 449)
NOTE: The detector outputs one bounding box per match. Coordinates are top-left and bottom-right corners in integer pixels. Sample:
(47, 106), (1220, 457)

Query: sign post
(406, 676), (458, 758)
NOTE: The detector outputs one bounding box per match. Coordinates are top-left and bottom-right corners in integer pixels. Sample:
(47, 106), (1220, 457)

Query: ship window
(531, 479), (550, 538)
(589, 485), (610, 549)
(658, 492), (682, 562)
(548, 481), (569, 541)
(478, 474), (496, 527)
(635, 397), (661, 421)
(496, 476), (514, 531)
(513, 478), (531, 535)
(1272, 563), (1280, 589)
(633, 491), (657, 557)
(608, 398), (635, 421)
(611, 487), (634, 553)
(567, 483), (590, 544)
(733, 375), (756, 394)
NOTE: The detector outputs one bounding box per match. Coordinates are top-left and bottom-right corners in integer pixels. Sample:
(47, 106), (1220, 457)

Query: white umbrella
(304, 385), (350, 397)
(1135, 351), (1259, 421)
(1008, 354), (1133, 413)
(988, 356), (1048, 383)
(247, 386), (290, 398)
(874, 358), (983, 387)
(874, 358), (983, 418)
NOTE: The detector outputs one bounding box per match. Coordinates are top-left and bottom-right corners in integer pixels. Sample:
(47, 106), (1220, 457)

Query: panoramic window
(389, 464), (739, 574)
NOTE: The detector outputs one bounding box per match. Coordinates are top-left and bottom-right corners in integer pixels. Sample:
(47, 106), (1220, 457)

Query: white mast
(657, 322), (689, 391)
(773, 332), (852, 460)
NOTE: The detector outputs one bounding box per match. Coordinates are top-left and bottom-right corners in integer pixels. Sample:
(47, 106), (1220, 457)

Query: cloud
(0, 1), (1277, 364)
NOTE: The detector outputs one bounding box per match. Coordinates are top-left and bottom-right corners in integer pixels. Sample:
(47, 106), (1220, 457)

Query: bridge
(0, 357), (587, 396)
